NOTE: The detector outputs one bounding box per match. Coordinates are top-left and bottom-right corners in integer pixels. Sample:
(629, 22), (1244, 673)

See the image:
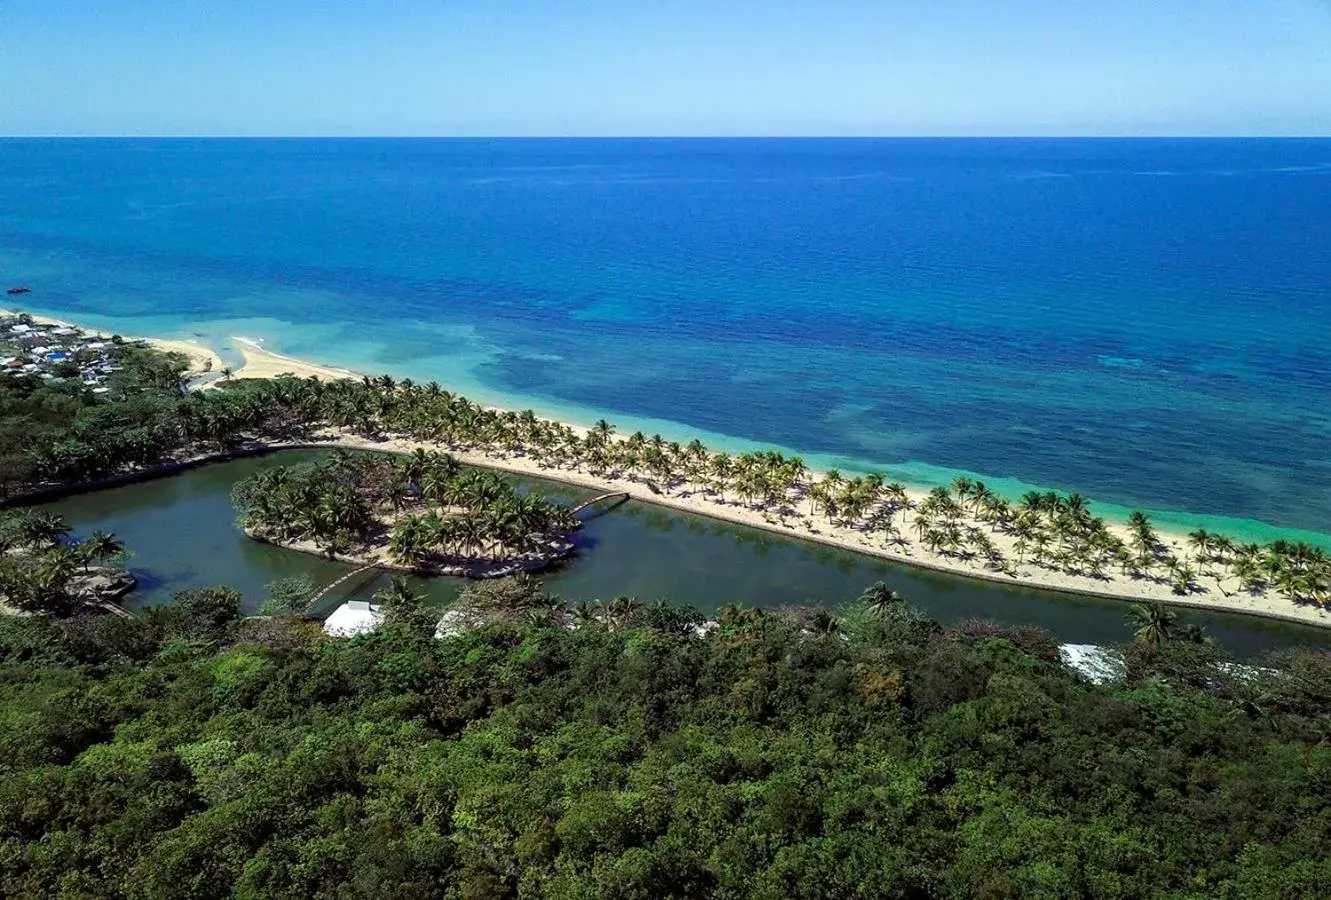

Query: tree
(159, 586), (242, 640)
(604, 594), (643, 631)
(18, 511), (71, 549)
(569, 599), (600, 630)
(375, 575), (429, 631)
(258, 574), (315, 616)
(389, 517), (429, 566)
(80, 530), (125, 570)
(1127, 600), (1177, 646)
(858, 581), (904, 617)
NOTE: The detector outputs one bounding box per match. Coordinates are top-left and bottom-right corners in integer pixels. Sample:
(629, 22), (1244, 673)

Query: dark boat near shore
(6, 286), (31, 295)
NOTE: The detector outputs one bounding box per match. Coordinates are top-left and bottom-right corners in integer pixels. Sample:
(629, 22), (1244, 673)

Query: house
(322, 600), (383, 637)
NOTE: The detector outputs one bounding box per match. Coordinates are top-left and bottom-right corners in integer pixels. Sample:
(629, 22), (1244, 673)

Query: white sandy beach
(223, 337), (361, 384)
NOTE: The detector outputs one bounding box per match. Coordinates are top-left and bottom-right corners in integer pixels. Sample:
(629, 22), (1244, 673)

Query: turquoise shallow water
(3, 138), (1330, 543)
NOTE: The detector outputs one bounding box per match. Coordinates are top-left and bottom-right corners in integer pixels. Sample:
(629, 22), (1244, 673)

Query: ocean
(2, 137), (1329, 542)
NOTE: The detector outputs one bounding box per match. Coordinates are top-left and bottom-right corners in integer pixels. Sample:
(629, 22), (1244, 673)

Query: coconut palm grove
(232, 450), (578, 577)
(1, 344), (1330, 898)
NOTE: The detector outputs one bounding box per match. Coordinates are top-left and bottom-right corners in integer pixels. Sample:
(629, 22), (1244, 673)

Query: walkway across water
(570, 491), (629, 517)
(306, 563), (380, 612)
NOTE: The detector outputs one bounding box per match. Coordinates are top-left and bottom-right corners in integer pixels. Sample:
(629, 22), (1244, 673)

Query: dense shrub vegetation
(1, 587), (1328, 898)
(0, 346), (198, 493)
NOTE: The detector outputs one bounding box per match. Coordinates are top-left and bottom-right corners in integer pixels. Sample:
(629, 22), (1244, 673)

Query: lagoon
(35, 450), (1331, 659)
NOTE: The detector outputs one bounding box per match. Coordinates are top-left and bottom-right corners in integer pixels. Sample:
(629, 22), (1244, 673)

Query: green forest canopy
(1, 585), (1329, 899)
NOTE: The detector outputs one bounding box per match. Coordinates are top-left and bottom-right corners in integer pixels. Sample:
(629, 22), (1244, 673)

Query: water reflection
(33, 449), (1331, 659)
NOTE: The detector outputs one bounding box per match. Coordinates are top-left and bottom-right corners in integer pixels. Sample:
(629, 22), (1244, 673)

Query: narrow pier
(90, 598), (137, 619)
(306, 563), (380, 612)
(570, 491), (630, 516)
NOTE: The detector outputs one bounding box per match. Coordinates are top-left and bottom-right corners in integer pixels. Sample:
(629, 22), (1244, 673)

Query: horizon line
(3, 134), (1331, 141)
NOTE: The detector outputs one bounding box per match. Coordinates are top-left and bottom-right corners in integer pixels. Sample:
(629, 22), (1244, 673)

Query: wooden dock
(570, 491), (630, 516)
(305, 563), (380, 612)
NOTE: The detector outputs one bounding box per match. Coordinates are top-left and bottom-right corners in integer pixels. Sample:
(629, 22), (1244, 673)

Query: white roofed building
(323, 600), (383, 637)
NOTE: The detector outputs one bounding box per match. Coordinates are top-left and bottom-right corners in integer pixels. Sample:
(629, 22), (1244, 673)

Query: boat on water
(6, 286), (32, 295)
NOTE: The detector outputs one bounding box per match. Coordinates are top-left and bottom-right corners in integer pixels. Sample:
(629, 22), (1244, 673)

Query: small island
(231, 449), (579, 578)
(0, 509), (133, 616)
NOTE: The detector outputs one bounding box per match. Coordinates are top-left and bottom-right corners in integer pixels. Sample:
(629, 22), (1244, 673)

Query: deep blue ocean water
(2, 138), (1329, 540)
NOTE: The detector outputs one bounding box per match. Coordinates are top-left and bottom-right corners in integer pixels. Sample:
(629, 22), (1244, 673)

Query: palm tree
(1013, 537), (1029, 566)
(525, 606), (557, 629)
(858, 581), (904, 616)
(569, 599), (600, 629)
(1127, 600), (1177, 646)
(1168, 561), (1198, 596)
(401, 447), (430, 482)
(1179, 623), (1212, 645)
(374, 574), (420, 608)
(79, 530), (124, 572)
(605, 594), (643, 631)
(375, 575), (427, 628)
(950, 476), (976, 506)
(1187, 529), (1214, 565)
(805, 608), (842, 638)
(1230, 555), (1265, 594)
(717, 603), (763, 635)
(34, 546), (79, 594)
(19, 511), (71, 549)
(708, 453), (734, 500)
(388, 517), (429, 566)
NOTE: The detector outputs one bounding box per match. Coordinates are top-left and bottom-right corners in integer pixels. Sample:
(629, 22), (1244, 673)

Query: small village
(0, 312), (130, 392)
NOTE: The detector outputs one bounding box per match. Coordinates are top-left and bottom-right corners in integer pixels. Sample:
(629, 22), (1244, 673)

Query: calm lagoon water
(36, 451), (1331, 660)
(3, 138), (1331, 542)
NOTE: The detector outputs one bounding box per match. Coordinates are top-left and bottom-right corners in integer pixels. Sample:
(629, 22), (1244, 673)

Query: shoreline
(323, 432), (1330, 630)
(7, 310), (1328, 630)
(10, 307), (1330, 547)
(1, 308), (225, 380)
(244, 527), (576, 581)
(224, 337), (362, 384)
(6, 431), (1328, 631)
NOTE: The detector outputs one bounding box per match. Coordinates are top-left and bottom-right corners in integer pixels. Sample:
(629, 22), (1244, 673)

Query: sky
(1, 0), (1329, 136)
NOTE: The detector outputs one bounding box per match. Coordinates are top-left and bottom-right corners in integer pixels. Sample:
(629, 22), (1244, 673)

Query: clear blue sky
(2, 0), (1329, 136)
